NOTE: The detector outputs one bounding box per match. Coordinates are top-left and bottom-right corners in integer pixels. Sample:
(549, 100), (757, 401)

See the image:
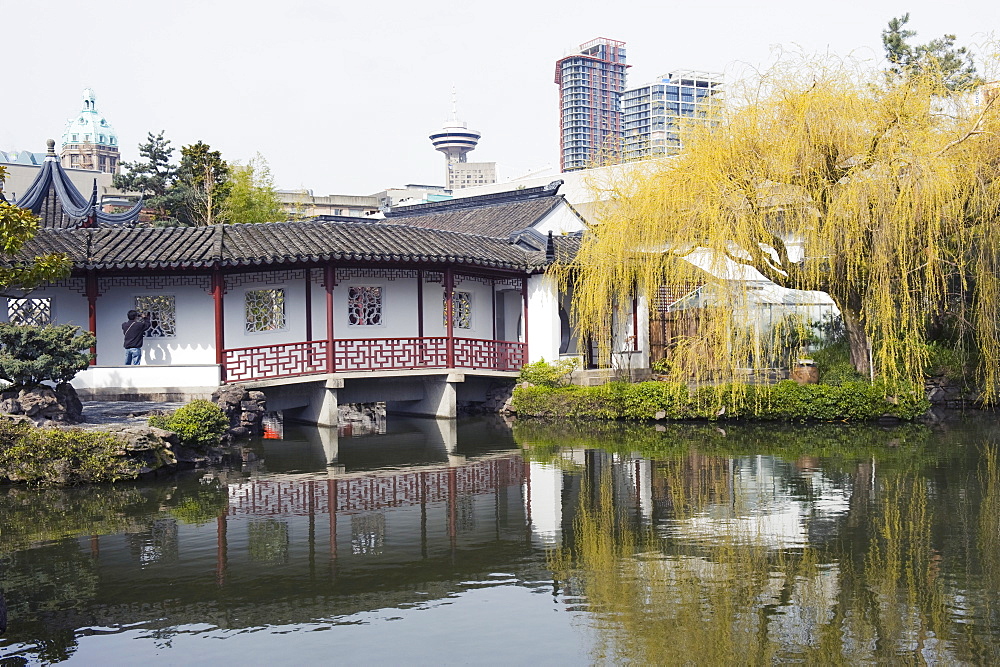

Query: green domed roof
(61, 88), (118, 148)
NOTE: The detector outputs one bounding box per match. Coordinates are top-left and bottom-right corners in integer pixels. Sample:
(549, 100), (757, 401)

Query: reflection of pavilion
(16, 451), (538, 638)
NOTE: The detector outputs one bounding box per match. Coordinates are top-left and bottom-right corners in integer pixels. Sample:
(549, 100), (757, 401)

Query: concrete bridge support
(247, 370), (516, 424)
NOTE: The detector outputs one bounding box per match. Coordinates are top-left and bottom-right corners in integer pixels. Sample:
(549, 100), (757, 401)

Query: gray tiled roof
(382, 182), (567, 237)
(6, 220), (550, 273)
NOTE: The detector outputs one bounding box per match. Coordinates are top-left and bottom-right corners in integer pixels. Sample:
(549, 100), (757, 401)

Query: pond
(2, 414), (1000, 664)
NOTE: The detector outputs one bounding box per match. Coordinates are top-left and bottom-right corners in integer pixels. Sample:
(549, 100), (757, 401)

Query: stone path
(79, 401), (185, 426)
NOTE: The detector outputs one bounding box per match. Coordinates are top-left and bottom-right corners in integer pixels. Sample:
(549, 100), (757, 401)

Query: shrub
(924, 342), (968, 381)
(0, 421), (139, 485)
(518, 358), (578, 388)
(511, 379), (929, 422)
(148, 400), (229, 448)
(0, 323), (95, 389)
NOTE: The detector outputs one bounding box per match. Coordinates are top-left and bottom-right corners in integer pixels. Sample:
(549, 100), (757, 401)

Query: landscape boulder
(0, 384), (84, 426)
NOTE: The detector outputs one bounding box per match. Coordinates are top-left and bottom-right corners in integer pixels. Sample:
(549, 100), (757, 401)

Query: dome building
(60, 88), (121, 174)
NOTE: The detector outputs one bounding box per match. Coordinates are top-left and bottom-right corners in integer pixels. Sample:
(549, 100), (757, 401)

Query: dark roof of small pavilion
(378, 181), (572, 237)
(6, 220), (552, 273)
(5, 140), (142, 228)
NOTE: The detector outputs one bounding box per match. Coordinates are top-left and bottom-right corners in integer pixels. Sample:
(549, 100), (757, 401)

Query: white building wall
(332, 270), (421, 339)
(527, 273), (560, 362)
(223, 270), (308, 351)
(1, 283), (89, 332)
(500, 288), (523, 342)
(99, 277), (216, 365)
(533, 205), (586, 235)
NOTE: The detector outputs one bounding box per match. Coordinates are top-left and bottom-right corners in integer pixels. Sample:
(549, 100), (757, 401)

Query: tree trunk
(840, 303), (871, 378)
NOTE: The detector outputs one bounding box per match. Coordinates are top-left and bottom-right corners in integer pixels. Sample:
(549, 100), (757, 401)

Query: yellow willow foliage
(863, 475), (953, 662)
(561, 53), (1000, 396)
(553, 466), (821, 663)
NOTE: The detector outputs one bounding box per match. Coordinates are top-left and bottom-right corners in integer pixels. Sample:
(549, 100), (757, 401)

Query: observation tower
(429, 96), (494, 190)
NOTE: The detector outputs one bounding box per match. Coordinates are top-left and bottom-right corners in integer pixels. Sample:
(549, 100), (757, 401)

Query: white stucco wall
(527, 273), (560, 362)
(98, 277), (216, 365)
(308, 270), (512, 342)
(224, 270), (309, 351)
(0, 283), (89, 331)
(533, 203), (586, 236)
(72, 364), (220, 391)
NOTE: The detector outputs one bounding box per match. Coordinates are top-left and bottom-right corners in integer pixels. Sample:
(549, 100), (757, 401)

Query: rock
(211, 386), (266, 440)
(654, 410), (667, 420)
(0, 384), (84, 426)
(89, 424), (179, 471)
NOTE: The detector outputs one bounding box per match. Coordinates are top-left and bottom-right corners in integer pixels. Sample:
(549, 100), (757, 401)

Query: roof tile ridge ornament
(45, 138), (57, 160)
(546, 231), (555, 262)
(83, 180), (98, 228)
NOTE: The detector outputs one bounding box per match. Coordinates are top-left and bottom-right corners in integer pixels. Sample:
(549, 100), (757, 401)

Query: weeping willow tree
(564, 52), (1000, 396)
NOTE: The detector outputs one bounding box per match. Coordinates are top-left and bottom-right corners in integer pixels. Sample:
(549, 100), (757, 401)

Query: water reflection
(527, 420), (1000, 664)
(1, 416), (999, 663)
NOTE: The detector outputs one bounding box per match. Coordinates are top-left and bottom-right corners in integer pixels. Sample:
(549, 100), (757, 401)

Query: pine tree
(113, 131), (183, 221)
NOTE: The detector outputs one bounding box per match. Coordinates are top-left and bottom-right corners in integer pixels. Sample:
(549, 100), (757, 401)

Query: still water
(2, 415), (1000, 664)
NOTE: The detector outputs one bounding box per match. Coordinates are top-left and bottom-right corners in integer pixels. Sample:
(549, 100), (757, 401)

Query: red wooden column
(491, 279), (497, 341)
(521, 276), (529, 354)
(417, 269), (424, 338)
(212, 267), (225, 379)
(216, 513), (228, 587)
(304, 268), (313, 341)
(85, 271), (98, 365)
(444, 266), (455, 368)
(325, 264), (335, 373)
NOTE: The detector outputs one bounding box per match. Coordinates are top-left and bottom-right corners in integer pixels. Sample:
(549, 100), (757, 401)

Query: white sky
(3, 0), (996, 195)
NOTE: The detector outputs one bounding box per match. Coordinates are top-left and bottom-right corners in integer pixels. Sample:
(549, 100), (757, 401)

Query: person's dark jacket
(122, 317), (150, 348)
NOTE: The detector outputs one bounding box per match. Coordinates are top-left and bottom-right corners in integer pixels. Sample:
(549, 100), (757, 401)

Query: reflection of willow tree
(550, 469), (818, 663)
(546, 439), (1000, 662)
(977, 446), (1000, 650)
(1, 541), (99, 663)
(0, 485), (153, 554)
(247, 518), (290, 564)
(0, 477), (230, 553)
(515, 419), (938, 469)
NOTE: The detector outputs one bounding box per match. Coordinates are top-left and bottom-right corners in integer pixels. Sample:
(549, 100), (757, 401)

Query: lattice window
(348, 286), (382, 326)
(443, 291), (472, 329)
(245, 288), (286, 333)
(7, 298), (51, 326)
(135, 295), (176, 337)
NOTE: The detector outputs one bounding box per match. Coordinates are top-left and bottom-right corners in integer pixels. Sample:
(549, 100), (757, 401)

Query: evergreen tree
(113, 131), (184, 222)
(882, 13), (980, 90)
(175, 141), (229, 226)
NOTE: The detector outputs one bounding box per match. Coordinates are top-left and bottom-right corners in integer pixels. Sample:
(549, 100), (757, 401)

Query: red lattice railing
(454, 338), (526, 372)
(223, 337), (526, 382)
(227, 456), (525, 516)
(224, 340), (328, 382)
(336, 337), (448, 371)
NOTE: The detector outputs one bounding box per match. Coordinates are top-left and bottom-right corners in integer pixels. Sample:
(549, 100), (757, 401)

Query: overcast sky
(3, 0), (996, 195)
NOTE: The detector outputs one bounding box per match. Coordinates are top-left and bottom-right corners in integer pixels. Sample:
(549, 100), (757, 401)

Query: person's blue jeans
(125, 347), (142, 365)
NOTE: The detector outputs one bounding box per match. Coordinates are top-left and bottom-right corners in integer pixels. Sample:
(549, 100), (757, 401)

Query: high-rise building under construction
(554, 38), (628, 172)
